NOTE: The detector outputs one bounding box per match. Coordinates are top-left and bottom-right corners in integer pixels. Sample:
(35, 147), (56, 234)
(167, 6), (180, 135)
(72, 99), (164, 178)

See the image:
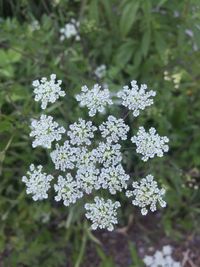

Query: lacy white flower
(85, 197), (121, 231)
(99, 115), (129, 143)
(93, 142), (122, 167)
(54, 174), (83, 206)
(30, 114), (66, 149)
(143, 245), (181, 267)
(67, 119), (97, 145)
(76, 84), (113, 117)
(99, 164), (129, 194)
(50, 141), (78, 171)
(94, 64), (106, 79)
(60, 19), (80, 41)
(117, 80), (156, 117)
(23, 75), (170, 232)
(32, 74), (65, 109)
(76, 165), (100, 194)
(126, 174), (166, 215)
(75, 147), (97, 167)
(131, 127), (169, 161)
(22, 164), (53, 201)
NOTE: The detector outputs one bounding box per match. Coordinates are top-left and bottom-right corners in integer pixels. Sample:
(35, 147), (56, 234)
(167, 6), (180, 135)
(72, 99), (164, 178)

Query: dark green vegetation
(0, 0), (200, 266)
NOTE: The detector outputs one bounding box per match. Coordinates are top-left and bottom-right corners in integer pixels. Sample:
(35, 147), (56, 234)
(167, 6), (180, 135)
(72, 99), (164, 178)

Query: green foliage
(0, 0), (200, 266)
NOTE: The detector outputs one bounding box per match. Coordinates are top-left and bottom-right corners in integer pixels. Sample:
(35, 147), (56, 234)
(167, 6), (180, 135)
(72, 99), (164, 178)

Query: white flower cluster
(94, 64), (106, 79)
(100, 164), (129, 194)
(99, 115), (129, 143)
(131, 127), (169, 161)
(50, 141), (78, 171)
(54, 174), (83, 206)
(76, 84), (113, 116)
(67, 119), (97, 145)
(22, 164), (53, 201)
(76, 165), (100, 194)
(23, 75), (169, 231)
(93, 142), (122, 167)
(126, 175), (166, 215)
(85, 197), (121, 231)
(60, 19), (80, 41)
(117, 80), (156, 117)
(76, 147), (95, 167)
(143, 245), (181, 267)
(30, 114), (65, 149)
(32, 74), (65, 109)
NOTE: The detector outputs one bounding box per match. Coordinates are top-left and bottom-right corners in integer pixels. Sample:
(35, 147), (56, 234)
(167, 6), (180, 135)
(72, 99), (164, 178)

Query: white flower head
(76, 165), (100, 194)
(117, 80), (156, 117)
(94, 64), (106, 79)
(85, 197), (121, 231)
(99, 115), (129, 143)
(60, 19), (80, 41)
(50, 141), (79, 171)
(67, 119), (97, 146)
(22, 164), (53, 201)
(126, 174), (166, 215)
(143, 245), (181, 267)
(131, 127), (169, 161)
(54, 174), (83, 206)
(76, 84), (113, 117)
(32, 74), (65, 109)
(99, 164), (130, 194)
(162, 245), (173, 256)
(30, 114), (66, 149)
(75, 147), (97, 167)
(93, 142), (122, 167)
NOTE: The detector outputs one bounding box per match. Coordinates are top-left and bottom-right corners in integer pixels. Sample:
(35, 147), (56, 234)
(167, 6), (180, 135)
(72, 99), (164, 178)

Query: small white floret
(99, 164), (129, 194)
(60, 19), (80, 41)
(99, 115), (129, 143)
(22, 164), (53, 201)
(76, 164), (100, 194)
(50, 141), (79, 171)
(32, 74), (65, 109)
(126, 174), (166, 215)
(30, 114), (66, 149)
(131, 127), (169, 161)
(117, 80), (156, 117)
(93, 142), (122, 167)
(67, 118), (97, 145)
(54, 174), (83, 206)
(85, 197), (121, 231)
(76, 84), (113, 117)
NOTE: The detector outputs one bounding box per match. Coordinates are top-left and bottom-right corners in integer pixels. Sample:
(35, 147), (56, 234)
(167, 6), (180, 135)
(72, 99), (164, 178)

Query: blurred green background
(0, 0), (200, 266)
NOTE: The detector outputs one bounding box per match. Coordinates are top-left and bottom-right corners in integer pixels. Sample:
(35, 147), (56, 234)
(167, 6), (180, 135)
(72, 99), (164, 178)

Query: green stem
(74, 224), (87, 267)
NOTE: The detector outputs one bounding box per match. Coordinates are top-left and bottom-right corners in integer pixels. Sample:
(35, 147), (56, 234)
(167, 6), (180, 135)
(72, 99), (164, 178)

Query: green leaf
(154, 31), (167, 61)
(141, 28), (151, 57)
(0, 120), (13, 132)
(120, 1), (139, 37)
(114, 40), (135, 67)
(89, 0), (99, 23)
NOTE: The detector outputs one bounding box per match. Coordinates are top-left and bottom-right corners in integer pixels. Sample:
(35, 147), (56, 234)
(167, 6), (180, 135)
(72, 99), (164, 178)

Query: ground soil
(80, 213), (200, 267)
